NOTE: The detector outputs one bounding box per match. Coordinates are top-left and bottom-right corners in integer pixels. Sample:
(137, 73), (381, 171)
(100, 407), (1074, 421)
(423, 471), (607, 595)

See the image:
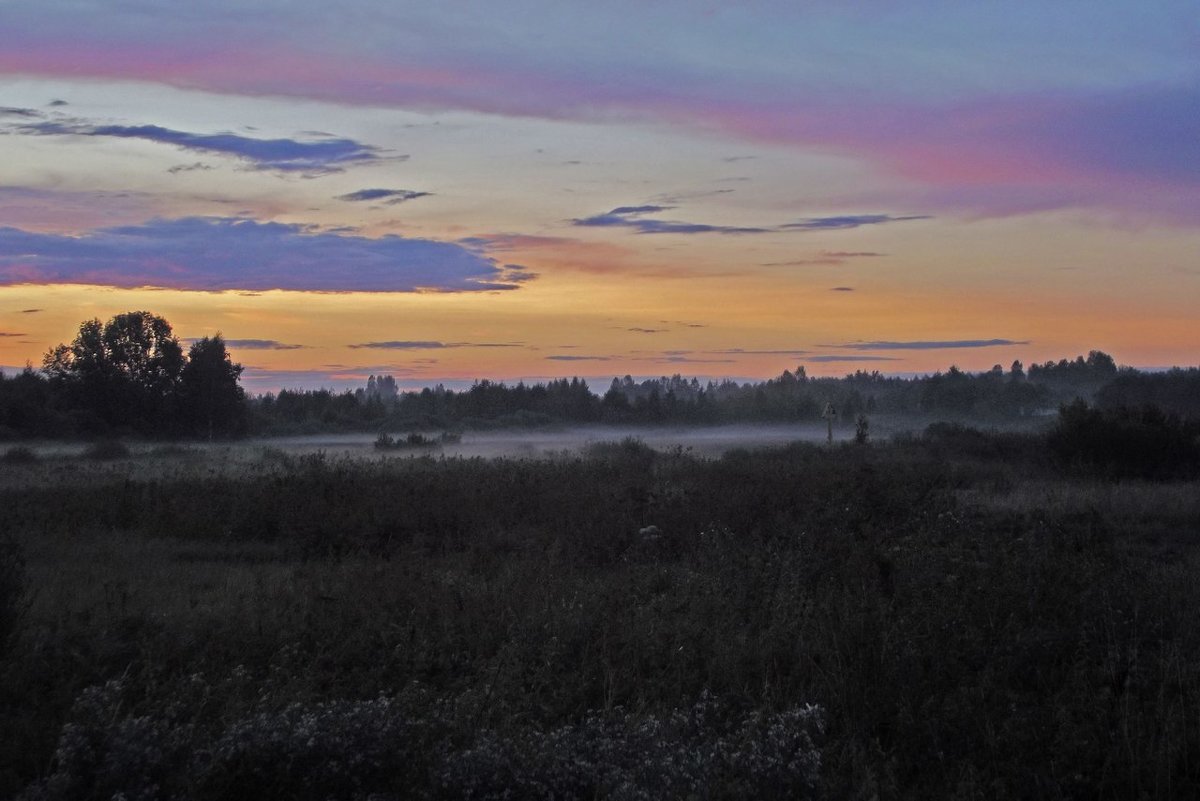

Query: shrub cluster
(22, 681), (822, 801)
(1049, 400), (1200, 478)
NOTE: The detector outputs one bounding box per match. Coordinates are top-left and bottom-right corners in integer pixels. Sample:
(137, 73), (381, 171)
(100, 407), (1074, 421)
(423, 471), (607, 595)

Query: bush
(375, 432), (444, 450)
(23, 683), (822, 801)
(83, 440), (131, 461)
(584, 436), (656, 469)
(444, 693), (823, 800)
(854, 414), (870, 444)
(1048, 400), (1200, 479)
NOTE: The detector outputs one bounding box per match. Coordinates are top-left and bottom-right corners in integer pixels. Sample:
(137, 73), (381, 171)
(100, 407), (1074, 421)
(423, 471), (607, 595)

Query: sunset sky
(1, 1), (1197, 392)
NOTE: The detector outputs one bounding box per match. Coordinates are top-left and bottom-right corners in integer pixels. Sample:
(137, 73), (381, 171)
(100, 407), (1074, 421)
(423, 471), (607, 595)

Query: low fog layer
(253, 423), (852, 460)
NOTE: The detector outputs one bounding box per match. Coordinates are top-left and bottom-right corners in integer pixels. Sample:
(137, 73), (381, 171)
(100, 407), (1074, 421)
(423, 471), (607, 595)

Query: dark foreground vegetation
(2, 408), (1200, 799)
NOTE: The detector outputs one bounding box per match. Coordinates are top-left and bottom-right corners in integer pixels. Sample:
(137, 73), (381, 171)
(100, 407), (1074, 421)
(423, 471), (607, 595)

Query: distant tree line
(244, 351), (1194, 435)
(0, 311), (245, 439)
(3, 310), (1196, 439)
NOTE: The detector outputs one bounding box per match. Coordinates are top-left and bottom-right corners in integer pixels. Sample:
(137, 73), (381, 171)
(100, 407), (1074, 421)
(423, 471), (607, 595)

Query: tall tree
(43, 311), (184, 432)
(179, 335), (245, 439)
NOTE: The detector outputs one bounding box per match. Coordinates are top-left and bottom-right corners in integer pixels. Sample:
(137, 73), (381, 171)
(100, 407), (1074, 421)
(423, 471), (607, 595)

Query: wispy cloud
(806, 355), (904, 363)
(0, 332), (26, 337)
(762, 251), (888, 267)
(348, 340), (522, 350)
(18, 308), (42, 314)
(167, 162), (213, 173)
(830, 339), (1028, 350)
(0, 217), (533, 293)
(573, 205), (768, 235)
(708, 348), (809, 356)
(574, 206), (927, 236)
(0, 186), (160, 231)
(336, 188), (432, 204)
(1, 107), (40, 118)
(187, 338), (307, 350)
(546, 354), (611, 361)
(17, 121), (384, 175)
(830, 286), (855, 292)
(780, 215), (929, 231)
(633, 354), (736, 364)
(760, 259), (843, 267)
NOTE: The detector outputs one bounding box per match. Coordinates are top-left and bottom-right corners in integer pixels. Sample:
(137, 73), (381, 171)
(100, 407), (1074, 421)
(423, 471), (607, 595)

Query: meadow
(1, 423), (1199, 799)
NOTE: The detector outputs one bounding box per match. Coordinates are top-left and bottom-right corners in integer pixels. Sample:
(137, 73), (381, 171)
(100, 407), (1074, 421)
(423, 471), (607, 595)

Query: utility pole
(821, 402), (837, 445)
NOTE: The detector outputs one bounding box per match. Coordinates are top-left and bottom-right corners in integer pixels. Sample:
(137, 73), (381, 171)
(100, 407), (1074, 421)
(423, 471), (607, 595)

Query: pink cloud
(4, 35), (1196, 220)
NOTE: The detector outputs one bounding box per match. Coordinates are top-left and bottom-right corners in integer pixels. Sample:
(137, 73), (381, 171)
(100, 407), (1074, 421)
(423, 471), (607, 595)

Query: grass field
(2, 430), (1199, 799)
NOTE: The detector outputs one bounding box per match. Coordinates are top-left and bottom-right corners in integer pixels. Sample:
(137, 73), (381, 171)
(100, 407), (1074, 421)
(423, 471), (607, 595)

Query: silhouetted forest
(224, 355), (1200, 434)
(2, 311), (1198, 438)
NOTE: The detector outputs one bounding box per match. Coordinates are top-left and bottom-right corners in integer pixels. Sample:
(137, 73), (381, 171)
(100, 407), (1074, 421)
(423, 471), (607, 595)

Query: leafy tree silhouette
(180, 335), (246, 439)
(43, 311), (184, 432)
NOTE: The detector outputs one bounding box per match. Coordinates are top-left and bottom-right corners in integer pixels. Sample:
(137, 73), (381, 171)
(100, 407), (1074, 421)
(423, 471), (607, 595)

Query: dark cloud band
(0, 217), (532, 293)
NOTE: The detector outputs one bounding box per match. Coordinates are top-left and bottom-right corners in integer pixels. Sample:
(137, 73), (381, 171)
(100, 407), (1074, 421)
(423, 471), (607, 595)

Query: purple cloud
(336, 188), (432, 204)
(779, 215), (929, 231)
(0, 217), (533, 292)
(806, 355), (904, 363)
(573, 206), (927, 235)
(609, 205), (672, 215)
(546, 354), (611, 361)
(572, 206), (769, 235)
(18, 121), (383, 174)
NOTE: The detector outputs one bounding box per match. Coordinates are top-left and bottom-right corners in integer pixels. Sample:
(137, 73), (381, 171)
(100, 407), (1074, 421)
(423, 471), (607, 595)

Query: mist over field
(6, 415), (1051, 467)
(262, 423), (853, 458)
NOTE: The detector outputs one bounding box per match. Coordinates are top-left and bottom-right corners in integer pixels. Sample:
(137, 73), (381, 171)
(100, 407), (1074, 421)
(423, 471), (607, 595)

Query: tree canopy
(36, 311), (245, 437)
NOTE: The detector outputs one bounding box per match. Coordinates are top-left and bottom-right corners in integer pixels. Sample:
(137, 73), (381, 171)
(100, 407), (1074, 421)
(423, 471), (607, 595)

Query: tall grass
(2, 436), (1199, 798)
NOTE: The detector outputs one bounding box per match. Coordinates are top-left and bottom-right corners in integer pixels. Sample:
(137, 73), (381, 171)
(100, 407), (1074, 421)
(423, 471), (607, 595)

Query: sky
(1, 0), (1197, 393)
